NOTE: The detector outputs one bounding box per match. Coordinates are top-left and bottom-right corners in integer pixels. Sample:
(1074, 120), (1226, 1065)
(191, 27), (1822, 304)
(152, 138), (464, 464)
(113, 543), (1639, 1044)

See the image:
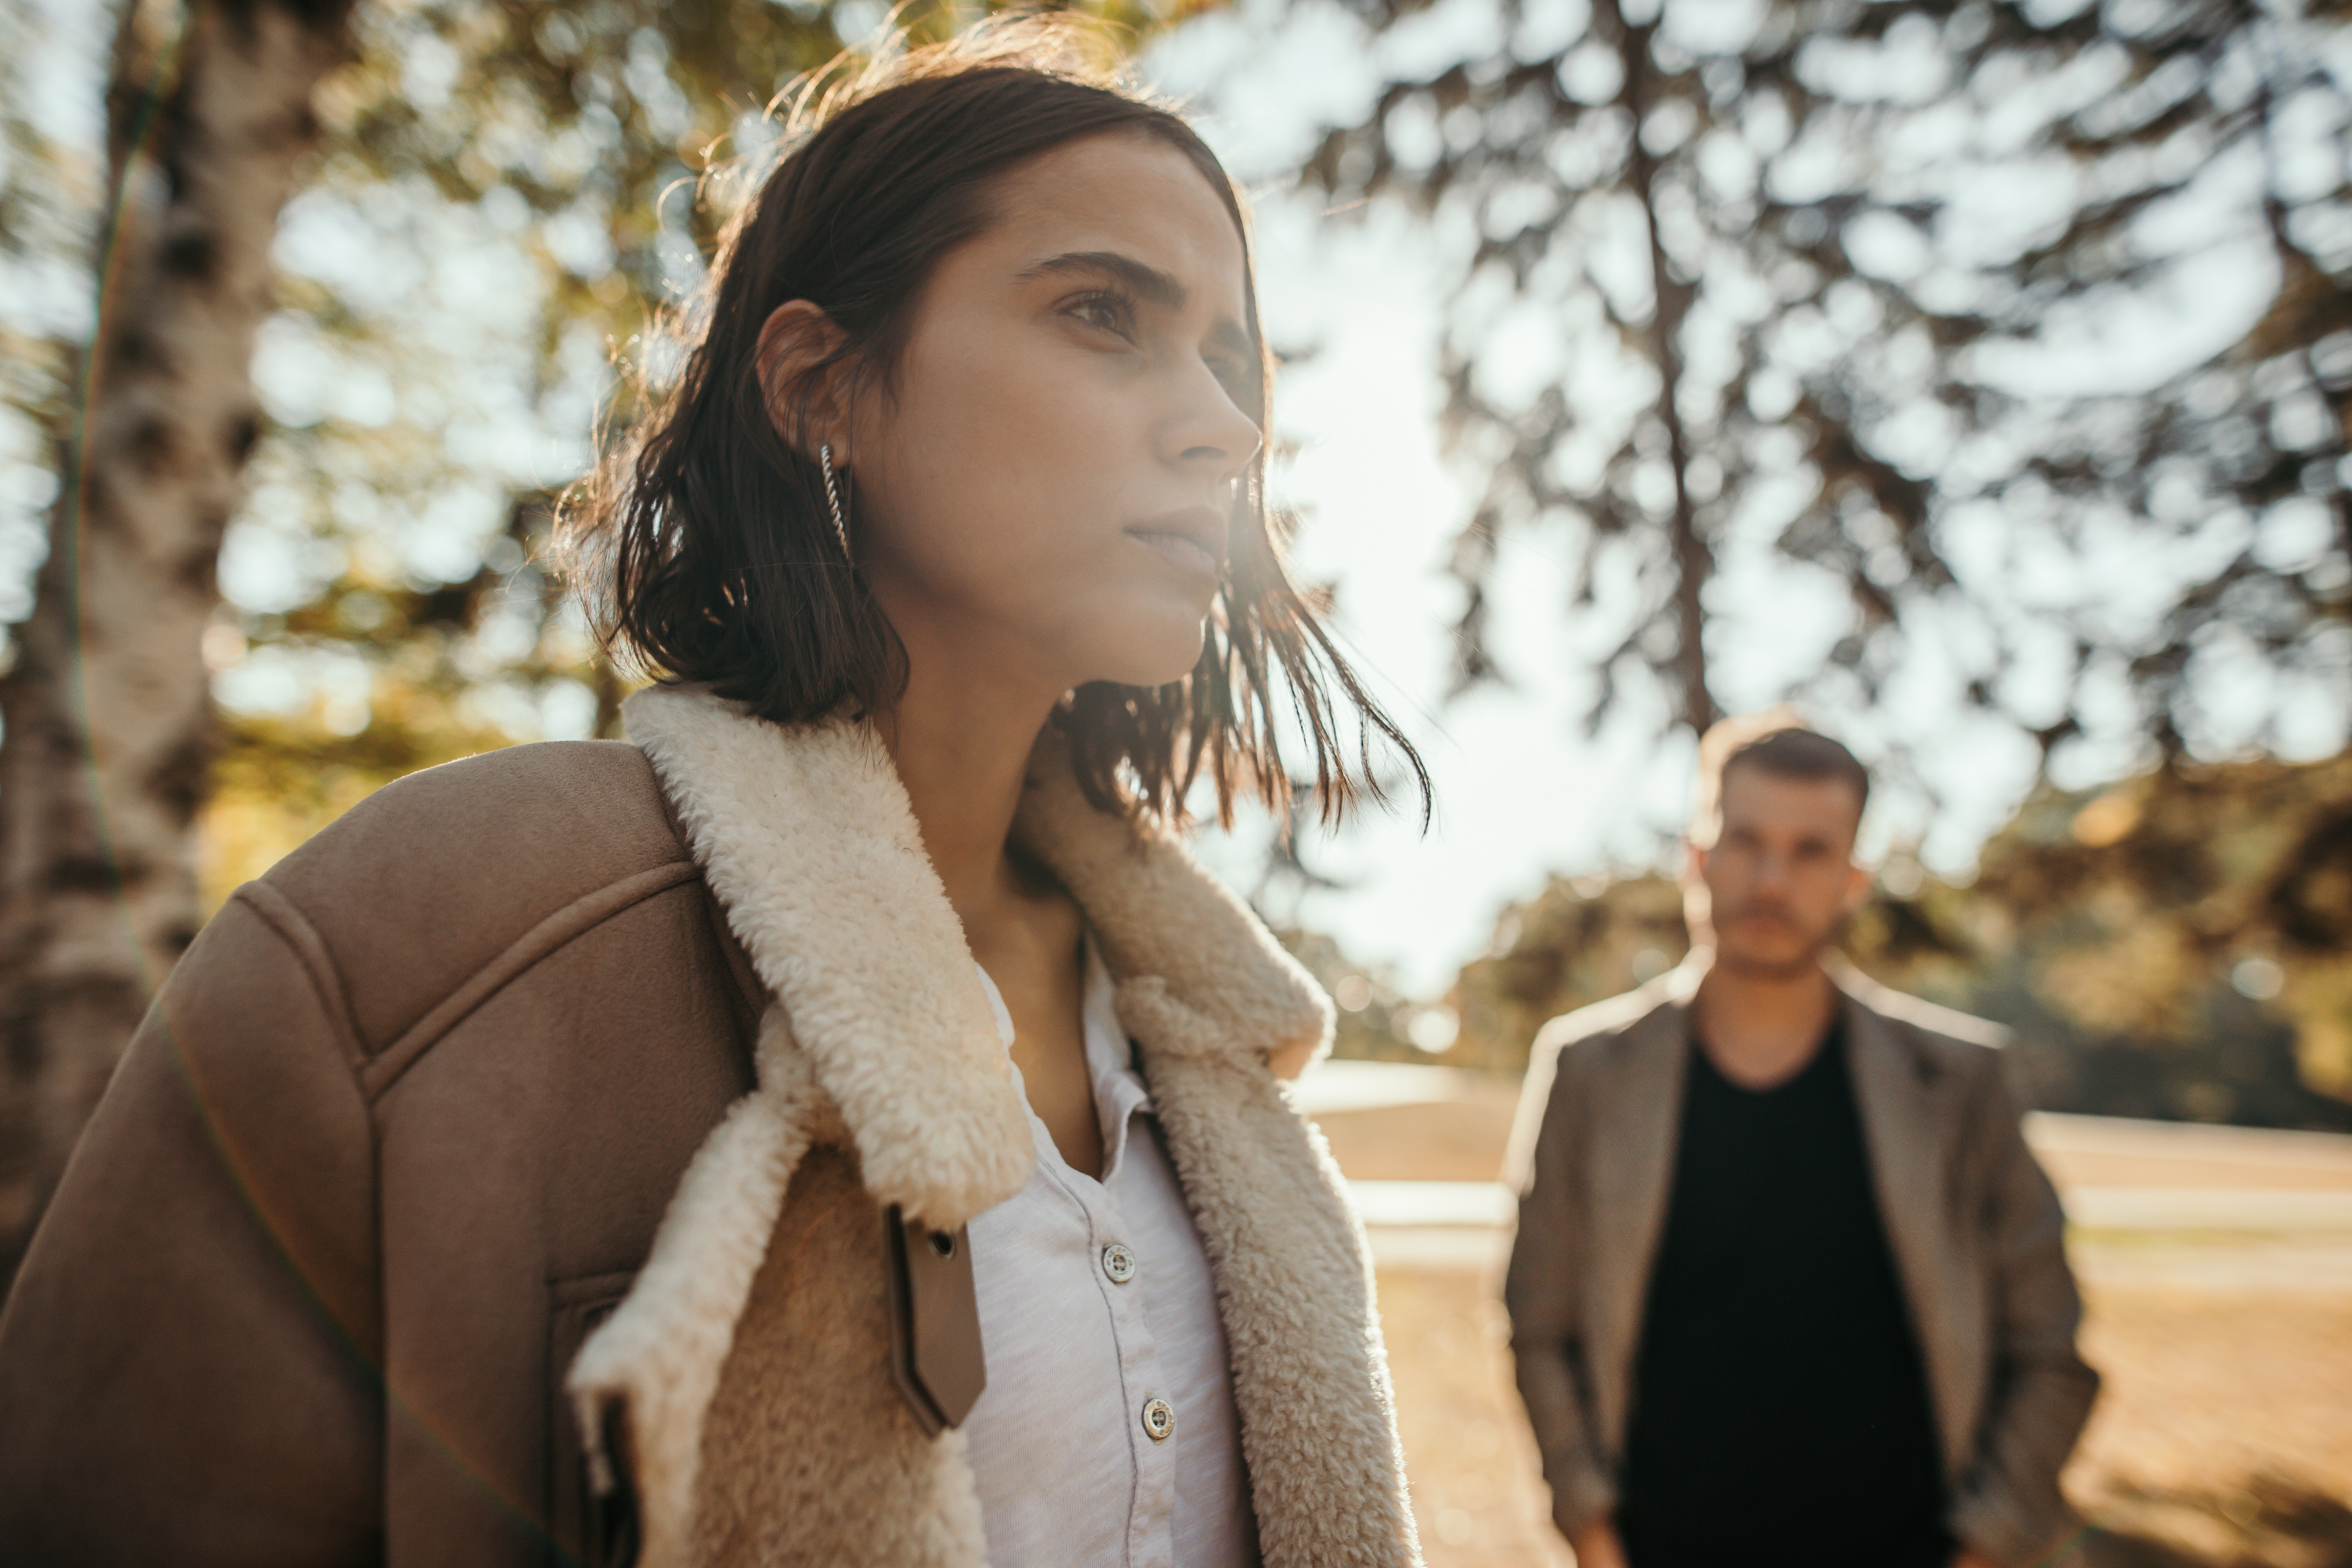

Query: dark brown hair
(1694, 707), (1870, 836)
(564, 19), (1426, 828)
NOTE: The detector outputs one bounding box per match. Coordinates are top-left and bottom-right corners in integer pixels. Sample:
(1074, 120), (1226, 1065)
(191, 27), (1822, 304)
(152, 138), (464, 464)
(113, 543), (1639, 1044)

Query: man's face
(1686, 765), (1871, 977)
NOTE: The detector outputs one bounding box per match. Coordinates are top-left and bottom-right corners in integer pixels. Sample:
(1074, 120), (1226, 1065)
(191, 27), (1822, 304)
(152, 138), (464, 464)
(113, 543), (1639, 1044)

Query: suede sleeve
(1946, 1061), (2101, 1567)
(0, 890), (383, 1566)
(1502, 1039), (1618, 1541)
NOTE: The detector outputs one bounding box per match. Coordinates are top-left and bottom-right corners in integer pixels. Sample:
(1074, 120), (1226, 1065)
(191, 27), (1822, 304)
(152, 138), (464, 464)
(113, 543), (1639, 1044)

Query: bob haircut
(564, 18), (1426, 829)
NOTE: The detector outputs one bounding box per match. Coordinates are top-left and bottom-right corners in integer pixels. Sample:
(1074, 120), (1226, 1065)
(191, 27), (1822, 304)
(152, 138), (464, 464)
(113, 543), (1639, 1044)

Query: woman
(0, 22), (1428, 1568)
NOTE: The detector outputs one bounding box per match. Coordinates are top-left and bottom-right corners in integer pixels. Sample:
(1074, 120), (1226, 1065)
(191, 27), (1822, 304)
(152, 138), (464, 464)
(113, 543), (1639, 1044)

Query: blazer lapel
(1841, 985), (1970, 1462)
(1583, 979), (1693, 1446)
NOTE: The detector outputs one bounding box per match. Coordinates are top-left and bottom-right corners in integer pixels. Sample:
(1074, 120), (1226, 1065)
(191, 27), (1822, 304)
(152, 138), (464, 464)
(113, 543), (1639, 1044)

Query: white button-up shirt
(965, 942), (1257, 1568)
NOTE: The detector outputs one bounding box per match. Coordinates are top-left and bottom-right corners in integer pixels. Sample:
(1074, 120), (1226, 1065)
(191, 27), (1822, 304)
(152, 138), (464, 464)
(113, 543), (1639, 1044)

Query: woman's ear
(754, 300), (852, 456)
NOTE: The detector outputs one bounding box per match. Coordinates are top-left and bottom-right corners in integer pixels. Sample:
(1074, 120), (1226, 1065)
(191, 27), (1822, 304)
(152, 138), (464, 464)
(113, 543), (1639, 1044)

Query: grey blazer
(1502, 960), (2099, 1567)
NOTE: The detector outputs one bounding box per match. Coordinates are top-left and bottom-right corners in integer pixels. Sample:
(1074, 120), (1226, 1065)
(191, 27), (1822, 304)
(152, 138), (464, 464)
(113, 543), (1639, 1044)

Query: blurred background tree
(1247, 0), (2352, 1115)
(0, 0), (359, 1289)
(199, 0), (868, 901)
(1300, 0), (2351, 785)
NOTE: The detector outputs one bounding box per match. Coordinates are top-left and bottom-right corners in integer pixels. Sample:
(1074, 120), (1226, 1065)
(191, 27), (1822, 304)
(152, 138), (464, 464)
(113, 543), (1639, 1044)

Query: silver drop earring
(819, 442), (852, 560)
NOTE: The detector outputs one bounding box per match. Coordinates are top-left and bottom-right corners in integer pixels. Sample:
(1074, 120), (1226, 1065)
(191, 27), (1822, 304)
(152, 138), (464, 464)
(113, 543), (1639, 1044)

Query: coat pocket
(548, 1270), (640, 1568)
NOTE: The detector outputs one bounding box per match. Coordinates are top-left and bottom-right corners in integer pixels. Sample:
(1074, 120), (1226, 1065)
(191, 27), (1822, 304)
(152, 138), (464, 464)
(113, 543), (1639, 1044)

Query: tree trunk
(0, 0), (354, 1291)
(1612, 0), (1721, 734)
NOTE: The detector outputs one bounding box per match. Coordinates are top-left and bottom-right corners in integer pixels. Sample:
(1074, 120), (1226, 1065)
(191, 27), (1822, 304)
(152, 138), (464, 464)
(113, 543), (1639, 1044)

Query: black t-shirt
(1617, 1021), (1950, 1568)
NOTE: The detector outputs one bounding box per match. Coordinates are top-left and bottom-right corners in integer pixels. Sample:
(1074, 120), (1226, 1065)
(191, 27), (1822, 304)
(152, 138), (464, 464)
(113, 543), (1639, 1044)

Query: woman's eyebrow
(1016, 249), (1187, 308)
(1017, 249), (1256, 360)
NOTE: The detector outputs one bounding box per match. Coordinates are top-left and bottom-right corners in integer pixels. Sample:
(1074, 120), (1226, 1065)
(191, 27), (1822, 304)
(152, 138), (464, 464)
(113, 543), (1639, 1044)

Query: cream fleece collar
(575, 684), (1371, 1568)
(620, 681), (1332, 1226)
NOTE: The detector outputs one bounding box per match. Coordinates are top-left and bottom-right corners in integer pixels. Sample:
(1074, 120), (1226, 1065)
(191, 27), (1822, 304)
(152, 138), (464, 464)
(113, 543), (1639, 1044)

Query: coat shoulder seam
(233, 880), (371, 1078)
(352, 858), (705, 1103)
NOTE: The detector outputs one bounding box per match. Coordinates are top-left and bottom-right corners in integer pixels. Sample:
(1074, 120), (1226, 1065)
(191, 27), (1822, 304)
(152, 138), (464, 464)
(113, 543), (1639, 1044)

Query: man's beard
(1708, 901), (1838, 979)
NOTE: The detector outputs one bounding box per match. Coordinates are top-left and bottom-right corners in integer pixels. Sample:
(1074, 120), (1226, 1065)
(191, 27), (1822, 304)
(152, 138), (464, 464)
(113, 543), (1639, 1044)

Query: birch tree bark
(0, 0), (354, 1289)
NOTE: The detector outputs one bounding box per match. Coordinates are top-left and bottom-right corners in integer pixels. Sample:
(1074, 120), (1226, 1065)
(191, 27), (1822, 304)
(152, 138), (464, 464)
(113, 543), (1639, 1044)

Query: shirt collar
(973, 933), (1155, 1184)
(1081, 935), (1153, 1176)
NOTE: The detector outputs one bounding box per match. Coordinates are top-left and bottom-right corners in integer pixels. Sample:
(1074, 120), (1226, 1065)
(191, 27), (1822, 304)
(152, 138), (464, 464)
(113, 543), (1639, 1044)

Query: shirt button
(1140, 1396), (1175, 1443)
(1100, 1242), (1136, 1284)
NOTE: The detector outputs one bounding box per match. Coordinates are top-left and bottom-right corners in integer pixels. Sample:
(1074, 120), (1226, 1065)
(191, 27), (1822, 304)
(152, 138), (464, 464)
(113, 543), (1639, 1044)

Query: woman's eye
(1069, 292), (1136, 338)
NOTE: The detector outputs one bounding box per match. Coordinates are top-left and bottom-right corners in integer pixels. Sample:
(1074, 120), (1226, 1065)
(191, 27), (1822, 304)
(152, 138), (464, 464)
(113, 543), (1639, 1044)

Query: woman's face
(841, 130), (1262, 696)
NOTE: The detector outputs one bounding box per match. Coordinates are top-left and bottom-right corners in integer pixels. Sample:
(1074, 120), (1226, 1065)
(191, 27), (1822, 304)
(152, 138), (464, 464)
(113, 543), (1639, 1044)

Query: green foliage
(1956, 748), (2352, 1117)
(1438, 870), (1691, 1071)
(199, 489), (621, 901)
(200, 0), (869, 898)
(1284, 871), (1690, 1070)
(1279, 926), (1424, 1063)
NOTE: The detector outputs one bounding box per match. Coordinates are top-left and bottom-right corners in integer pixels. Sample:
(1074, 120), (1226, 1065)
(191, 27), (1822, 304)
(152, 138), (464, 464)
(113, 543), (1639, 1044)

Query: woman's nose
(1166, 366), (1263, 482)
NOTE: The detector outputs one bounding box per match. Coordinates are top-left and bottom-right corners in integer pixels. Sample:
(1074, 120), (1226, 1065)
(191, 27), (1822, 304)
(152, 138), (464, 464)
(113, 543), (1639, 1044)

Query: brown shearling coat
(1503, 963), (2099, 1568)
(0, 685), (1422, 1568)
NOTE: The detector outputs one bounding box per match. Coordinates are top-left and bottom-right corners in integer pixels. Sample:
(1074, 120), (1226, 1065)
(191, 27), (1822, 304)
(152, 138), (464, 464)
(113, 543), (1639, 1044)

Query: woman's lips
(1127, 527), (1223, 585)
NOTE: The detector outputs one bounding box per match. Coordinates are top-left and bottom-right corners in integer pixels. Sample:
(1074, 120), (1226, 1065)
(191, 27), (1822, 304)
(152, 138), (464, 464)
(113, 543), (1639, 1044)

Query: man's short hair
(1692, 708), (1870, 841)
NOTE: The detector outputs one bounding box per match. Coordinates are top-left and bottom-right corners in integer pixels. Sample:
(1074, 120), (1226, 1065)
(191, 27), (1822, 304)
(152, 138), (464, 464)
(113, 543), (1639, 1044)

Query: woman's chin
(1078, 612), (1211, 690)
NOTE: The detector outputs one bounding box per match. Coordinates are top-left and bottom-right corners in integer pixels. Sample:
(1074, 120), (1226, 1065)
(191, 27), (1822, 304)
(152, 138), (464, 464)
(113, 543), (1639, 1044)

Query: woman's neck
(872, 652), (1062, 935)
(876, 638), (1099, 1175)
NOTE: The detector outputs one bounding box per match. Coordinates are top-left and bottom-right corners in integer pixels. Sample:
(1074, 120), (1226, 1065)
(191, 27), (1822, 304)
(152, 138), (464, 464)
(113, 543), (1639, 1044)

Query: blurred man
(1503, 715), (2097, 1568)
